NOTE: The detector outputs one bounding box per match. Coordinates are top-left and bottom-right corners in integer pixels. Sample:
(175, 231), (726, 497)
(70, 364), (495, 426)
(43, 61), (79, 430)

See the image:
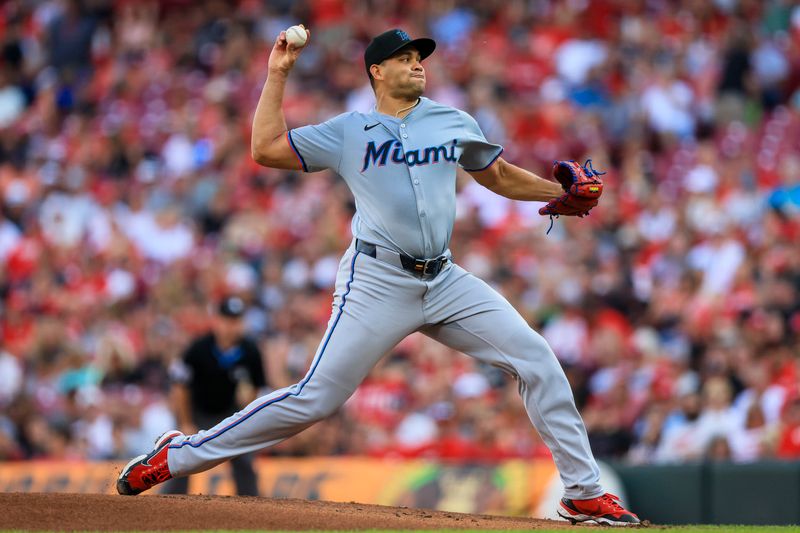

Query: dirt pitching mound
(0, 492), (593, 530)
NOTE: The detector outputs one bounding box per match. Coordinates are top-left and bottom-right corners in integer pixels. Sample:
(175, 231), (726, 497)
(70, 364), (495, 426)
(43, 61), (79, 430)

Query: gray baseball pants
(167, 240), (603, 499)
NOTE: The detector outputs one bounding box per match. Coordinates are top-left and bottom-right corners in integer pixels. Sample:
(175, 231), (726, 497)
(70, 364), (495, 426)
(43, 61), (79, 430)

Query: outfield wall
(611, 461), (800, 525)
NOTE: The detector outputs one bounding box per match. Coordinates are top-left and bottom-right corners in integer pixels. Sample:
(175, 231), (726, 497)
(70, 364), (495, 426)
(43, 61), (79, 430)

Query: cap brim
(387, 38), (436, 62)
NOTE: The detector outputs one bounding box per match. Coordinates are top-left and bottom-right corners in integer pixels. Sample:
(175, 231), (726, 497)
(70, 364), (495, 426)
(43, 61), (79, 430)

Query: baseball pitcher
(117, 26), (639, 526)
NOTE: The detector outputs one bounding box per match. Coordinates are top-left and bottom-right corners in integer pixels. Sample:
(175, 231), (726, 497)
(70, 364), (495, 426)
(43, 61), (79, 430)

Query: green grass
(641, 528), (800, 533)
(681, 528), (800, 532)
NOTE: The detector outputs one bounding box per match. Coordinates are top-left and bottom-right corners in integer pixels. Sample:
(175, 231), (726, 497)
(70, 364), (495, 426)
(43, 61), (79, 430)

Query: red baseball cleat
(557, 492), (640, 526)
(117, 430), (184, 496)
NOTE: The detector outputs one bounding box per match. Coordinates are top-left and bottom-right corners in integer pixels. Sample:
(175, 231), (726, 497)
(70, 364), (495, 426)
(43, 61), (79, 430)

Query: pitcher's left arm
(469, 158), (563, 202)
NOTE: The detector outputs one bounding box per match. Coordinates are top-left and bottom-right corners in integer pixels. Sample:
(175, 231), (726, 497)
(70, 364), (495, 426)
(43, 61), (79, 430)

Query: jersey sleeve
(287, 114), (346, 173)
(457, 111), (504, 171)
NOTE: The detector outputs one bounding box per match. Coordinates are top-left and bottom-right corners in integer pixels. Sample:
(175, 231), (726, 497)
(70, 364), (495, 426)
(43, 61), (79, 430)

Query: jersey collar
(370, 96), (429, 121)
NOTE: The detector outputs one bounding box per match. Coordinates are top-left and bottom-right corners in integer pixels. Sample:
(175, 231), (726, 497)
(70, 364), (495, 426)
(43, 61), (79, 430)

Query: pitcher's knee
(503, 328), (567, 383)
(503, 327), (554, 359)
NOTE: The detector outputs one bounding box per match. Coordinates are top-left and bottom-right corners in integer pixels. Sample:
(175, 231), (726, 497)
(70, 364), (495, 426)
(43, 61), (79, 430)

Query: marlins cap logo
(395, 30), (411, 41)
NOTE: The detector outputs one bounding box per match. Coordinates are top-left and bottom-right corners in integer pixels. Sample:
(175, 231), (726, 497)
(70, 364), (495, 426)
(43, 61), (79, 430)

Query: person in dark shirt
(166, 296), (266, 496)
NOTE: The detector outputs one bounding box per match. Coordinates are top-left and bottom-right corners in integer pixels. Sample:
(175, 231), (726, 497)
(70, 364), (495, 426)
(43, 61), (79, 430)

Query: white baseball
(285, 25), (308, 47)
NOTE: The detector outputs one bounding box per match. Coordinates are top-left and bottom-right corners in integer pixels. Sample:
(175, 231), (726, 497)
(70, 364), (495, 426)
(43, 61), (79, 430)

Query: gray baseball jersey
(166, 97), (604, 501)
(287, 97), (502, 258)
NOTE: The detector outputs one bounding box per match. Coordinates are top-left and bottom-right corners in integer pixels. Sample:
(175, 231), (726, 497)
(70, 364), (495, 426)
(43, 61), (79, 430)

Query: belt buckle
(416, 256), (446, 278)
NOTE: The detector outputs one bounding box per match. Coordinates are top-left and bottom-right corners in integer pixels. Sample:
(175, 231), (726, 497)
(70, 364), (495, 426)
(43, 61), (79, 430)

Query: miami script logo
(362, 139), (458, 171)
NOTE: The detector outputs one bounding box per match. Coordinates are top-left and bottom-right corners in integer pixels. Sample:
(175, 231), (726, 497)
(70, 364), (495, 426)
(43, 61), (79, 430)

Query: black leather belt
(355, 239), (449, 279)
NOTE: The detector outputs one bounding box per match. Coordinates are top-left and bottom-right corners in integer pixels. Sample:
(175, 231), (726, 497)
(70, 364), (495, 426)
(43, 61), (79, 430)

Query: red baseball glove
(539, 159), (605, 232)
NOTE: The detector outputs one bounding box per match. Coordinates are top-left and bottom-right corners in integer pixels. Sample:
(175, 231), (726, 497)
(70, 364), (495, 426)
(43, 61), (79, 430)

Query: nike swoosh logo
(364, 123), (380, 131)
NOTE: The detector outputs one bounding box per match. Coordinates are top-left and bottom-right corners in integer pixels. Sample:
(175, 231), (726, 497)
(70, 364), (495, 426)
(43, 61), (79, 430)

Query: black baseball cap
(364, 29), (436, 76)
(218, 296), (246, 318)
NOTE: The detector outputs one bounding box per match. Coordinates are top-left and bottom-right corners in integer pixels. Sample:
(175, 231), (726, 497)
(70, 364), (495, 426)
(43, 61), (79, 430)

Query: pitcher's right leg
(164, 247), (425, 479)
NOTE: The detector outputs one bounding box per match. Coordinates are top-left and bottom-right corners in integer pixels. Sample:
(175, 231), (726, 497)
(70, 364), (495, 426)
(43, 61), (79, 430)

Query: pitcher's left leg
(422, 265), (601, 500)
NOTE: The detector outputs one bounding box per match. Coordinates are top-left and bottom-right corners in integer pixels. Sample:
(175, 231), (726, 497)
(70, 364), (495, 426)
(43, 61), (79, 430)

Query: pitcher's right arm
(251, 25), (310, 169)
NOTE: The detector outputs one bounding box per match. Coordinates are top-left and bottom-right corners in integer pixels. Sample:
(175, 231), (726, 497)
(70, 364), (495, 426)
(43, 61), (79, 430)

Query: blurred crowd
(1, 0), (800, 466)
